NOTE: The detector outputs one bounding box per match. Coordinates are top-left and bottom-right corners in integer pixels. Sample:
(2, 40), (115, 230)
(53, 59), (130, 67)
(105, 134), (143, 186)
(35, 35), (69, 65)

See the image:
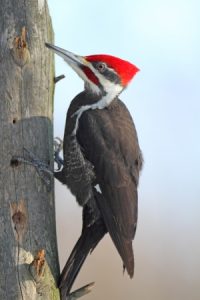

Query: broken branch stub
(29, 249), (60, 299)
(54, 74), (65, 83)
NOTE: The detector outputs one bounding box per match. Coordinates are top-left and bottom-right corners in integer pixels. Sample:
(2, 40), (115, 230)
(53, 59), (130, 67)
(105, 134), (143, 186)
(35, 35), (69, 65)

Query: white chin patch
(85, 81), (101, 95)
(97, 81), (122, 108)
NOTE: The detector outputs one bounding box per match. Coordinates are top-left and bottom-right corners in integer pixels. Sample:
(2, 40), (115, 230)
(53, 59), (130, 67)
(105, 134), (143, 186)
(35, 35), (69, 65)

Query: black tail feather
(59, 206), (107, 299)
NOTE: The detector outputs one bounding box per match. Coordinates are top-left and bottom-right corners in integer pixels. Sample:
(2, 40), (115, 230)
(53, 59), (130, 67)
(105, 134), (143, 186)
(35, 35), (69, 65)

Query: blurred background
(48, 0), (200, 299)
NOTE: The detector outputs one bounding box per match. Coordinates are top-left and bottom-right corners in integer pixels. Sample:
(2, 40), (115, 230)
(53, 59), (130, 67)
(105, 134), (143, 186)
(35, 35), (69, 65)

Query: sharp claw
(54, 155), (64, 171)
(11, 148), (53, 189)
(11, 139), (64, 188)
(54, 137), (64, 170)
(37, 168), (51, 187)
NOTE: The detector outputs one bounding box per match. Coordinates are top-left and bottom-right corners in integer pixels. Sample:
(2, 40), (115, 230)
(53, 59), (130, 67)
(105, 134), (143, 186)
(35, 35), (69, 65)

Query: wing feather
(77, 98), (142, 276)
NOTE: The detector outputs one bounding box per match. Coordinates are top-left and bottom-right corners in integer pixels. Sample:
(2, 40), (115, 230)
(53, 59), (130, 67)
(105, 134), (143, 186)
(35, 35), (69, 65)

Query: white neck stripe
(71, 82), (122, 136)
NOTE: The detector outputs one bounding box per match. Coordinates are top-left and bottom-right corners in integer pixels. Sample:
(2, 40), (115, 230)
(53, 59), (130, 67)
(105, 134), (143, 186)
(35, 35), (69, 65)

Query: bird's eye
(97, 62), (106, 73)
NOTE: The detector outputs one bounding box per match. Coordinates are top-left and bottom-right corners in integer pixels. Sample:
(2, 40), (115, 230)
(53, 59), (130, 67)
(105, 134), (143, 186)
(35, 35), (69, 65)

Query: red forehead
(85, 54), (139, 85)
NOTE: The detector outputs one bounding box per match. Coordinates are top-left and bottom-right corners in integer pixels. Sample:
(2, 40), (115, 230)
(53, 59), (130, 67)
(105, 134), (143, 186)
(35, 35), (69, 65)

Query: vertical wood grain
(0, 1), (60, 299)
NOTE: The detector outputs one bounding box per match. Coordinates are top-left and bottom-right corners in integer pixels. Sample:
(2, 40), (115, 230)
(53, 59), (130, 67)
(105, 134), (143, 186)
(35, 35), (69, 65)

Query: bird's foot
(11, 147), (53, 188)
(54, 137), (64, 171)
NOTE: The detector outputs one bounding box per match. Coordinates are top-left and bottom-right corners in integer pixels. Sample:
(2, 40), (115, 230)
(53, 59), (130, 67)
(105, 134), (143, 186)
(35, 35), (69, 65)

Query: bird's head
(46, 43), (139, 101)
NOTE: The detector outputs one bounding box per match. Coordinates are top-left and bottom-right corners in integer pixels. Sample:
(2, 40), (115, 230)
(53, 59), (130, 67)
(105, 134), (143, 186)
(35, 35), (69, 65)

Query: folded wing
(77, 99), (143, 277)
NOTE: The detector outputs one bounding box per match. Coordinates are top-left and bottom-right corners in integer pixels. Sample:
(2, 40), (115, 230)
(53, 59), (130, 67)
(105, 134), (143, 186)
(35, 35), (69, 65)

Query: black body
(55, 91), (143, 297)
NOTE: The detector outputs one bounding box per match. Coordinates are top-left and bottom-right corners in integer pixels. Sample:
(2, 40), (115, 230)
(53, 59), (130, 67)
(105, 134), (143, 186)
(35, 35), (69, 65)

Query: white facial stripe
(72, 80), (122, 136)
(86, 62), (122, 96)
(72, 60), (122, 97)
(92, 82), (122, 109)
(71, 61), (123, 136)
(71, 105), (91, 135)
(80, 61), (101, 94)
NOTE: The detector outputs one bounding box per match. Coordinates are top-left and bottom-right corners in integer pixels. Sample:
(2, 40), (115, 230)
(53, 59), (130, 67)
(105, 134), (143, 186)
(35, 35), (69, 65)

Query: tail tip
(123, 263), (134, 278)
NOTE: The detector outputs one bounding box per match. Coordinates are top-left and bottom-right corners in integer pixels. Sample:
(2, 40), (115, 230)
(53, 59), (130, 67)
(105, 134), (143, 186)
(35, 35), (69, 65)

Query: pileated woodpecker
(46, 43), (143, 298)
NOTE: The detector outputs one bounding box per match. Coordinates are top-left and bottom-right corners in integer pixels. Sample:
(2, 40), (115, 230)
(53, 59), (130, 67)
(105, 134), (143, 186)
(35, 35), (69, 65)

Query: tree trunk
(0, 1), (60, 299)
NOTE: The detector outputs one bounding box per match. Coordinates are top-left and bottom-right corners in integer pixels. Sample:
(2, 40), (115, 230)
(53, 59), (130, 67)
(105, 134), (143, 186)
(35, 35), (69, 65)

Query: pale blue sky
(48, 1), (200, 299)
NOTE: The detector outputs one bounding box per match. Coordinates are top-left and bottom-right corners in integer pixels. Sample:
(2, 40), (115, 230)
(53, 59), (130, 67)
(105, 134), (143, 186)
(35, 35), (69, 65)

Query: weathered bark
(0, 1), (60, 299)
